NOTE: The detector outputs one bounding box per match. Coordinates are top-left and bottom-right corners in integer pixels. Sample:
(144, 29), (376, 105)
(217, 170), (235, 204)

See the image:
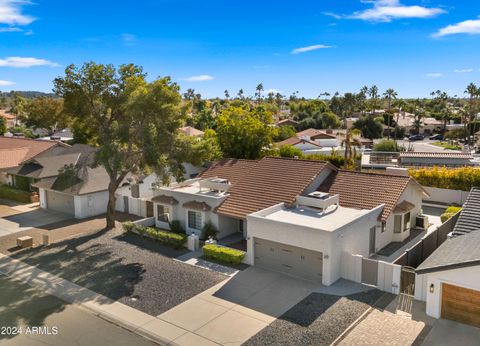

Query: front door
(123, 196), (129, 213)
(146, 201), (154, 217)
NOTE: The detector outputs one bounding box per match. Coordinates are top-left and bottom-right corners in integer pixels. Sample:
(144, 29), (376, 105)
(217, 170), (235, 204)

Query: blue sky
(1, 0), (480, 98)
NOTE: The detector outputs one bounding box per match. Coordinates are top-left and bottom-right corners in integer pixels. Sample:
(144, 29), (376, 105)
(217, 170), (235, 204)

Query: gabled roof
(277, 137), (322, 148)
(296, 128), (336, 139)
(416, 231), (480, 274)
(179, 126), (204, 137)
(198, 158), (258, 185)
(183, 200), (211, 211)
(317, 170), (422, 222)
(276, 119), (299, 127)
(452, 187), (480, 236)
(0, 137), (65, 169)
(216, 157), (335, 219)
(152, 195), (178, 205)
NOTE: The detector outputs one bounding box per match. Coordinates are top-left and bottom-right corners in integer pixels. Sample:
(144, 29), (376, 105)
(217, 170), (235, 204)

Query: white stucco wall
(423, 186), (469, 205)
(418, 266), (480, 319)
(39, 188), (47, 209)
(74, 191), (109, 219)
(246, 204), (382, 286)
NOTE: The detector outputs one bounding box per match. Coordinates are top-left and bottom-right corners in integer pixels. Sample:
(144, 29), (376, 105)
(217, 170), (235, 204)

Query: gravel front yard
(11, 227), (227, 316)
(244, 290), (390, 346)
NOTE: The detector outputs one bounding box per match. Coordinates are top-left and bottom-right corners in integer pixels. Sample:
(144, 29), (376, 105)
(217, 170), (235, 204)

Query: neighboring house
(0, 137), (66, 185)
(277, 128), (341, 155)
(179, 126), (204, 137)
(399, 152), (476, 167)
(422, 117), (443, 134)
(275, 119), (300, 129)
(149, 157), (427, 285)
(33, 146), (111, 219)
(39, 128), (74, 142)
(415, 187), (480, 328)
(362, 151), (477, 169)
(0, 110), (16, 128)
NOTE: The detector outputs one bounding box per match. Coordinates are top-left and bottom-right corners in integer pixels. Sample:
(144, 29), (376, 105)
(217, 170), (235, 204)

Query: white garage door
(46, 190), (75, 215)
(254, 238), (323, 282)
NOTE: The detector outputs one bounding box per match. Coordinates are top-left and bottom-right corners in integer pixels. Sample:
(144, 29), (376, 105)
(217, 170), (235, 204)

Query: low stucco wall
(423, 186), (469, 205)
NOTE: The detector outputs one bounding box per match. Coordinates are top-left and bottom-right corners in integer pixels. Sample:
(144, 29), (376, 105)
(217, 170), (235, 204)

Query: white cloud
(266, 88), (282, 94)
(121, 33), (136, 45)
(433, 18), (480, 37)
(426, 72), (442, 78)
(0, 57), (59, 68)
(0, 26), (21, 32)
(454, 68), (474, 73)
(0, 79), (14, 86)
(182, 75), (214, 82)
(0, 0), (35, 25)
(291, 44), (334, 54)
(326, 0), (445, 22)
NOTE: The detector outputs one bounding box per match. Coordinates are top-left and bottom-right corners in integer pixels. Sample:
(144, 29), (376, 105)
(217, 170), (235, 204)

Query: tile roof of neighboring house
(216, 157), (335, 219)
(317, 170), (425, 221)
(452, 187), (480, 236)
(6, 144), (96, 179)
(198, 159), (258, 185)
(0, 137), (66, 169)
(422, 117), (443, 126)
(399, 152), (473, 159)
(0, 110), (15, 120)
(179, 126), (204, 137)
(277, 137), (322, 148)
(296, 128), (336, 139)
(416, 231), (480, 274)
(276, 119), (299, 127)
(183, 201), (211, 211)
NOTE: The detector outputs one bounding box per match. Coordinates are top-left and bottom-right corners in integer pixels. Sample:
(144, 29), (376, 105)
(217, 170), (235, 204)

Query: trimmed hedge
(203, 244), (245, 265)
(124, 223), (187, 249)
(0, 184), (31, 203)
(409, 167), (480, 192)
(440, 206), (462, 223)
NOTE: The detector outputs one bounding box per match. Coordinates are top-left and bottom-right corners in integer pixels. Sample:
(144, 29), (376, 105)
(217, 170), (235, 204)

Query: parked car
(408, 134), (424, 141)
(429, 134), (443, 140)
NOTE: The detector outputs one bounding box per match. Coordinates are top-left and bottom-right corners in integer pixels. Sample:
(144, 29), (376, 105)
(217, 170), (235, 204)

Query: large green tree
(54, 62), (186, 229)
(21, 97), (68, 134)
(216, 105), (275, 159)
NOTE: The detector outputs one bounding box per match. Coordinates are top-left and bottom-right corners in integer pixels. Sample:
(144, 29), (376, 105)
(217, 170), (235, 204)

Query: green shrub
(203, 244), (246, 265)
(148, 227), (186, 249)
(169, 220), (185, 234)
(201, 221), (219, 240)
(0, 184), (31, 203)
(409, 167), (480, 192)
(373, 139), (399, 152)
(122, 221), (134, 232)
(440, 206), (462, 223)
(136, 224), (147, 235)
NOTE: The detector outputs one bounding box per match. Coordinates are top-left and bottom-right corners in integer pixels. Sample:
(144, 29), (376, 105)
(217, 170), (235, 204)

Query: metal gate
(396, 266), (415, 314)
(361, 258), (378, 286)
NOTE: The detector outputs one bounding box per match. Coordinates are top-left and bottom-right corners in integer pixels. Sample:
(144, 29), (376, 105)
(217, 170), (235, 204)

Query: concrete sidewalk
(0, 253), (212, 345)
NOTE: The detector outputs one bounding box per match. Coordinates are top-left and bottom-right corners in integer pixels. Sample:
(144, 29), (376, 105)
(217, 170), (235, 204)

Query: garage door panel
(46, 191), (74, 215)
(254, 238), (323, 282)
(441, 283), (480, 328)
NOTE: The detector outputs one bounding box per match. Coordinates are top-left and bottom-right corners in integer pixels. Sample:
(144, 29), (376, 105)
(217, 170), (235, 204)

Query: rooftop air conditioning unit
(415, 215), (429, 230)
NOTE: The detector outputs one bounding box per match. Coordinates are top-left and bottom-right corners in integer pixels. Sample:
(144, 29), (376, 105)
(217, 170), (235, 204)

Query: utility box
(187, 234), (200, 251)
(17, 236), (33, 249)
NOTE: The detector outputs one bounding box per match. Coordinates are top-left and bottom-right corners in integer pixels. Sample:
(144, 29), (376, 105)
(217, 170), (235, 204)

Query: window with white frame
(157, 204), (170, 222)
(188, 210), (202, 230)
(394, 215), (402, 233)
(403, 211), (411, 232)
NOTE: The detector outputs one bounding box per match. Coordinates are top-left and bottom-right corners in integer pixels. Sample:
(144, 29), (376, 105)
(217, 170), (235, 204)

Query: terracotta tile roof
(317, 170), (417, 222)
(183, 201), (211, 211)
(0, 137), (65, 169)
(216, 157), (335, 219)
(152, 195), (179, 205)
(295, 128), (336, 140)
(277, 137), (322, 148)
(199, 159), (258, 185)
(179, 126), (204, 137)
(399, 152), (473, 159)
(276, 119), (299, 127)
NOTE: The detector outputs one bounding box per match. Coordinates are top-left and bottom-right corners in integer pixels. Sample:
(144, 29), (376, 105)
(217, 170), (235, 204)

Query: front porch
(217, 232), (247, 252)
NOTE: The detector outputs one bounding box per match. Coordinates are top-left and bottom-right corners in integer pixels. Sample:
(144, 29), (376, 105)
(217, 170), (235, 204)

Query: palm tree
(368, 85), (380, 116)
(465, 83), (479, 144)
(383, 88), (397, 139)
(340, 128), (362, 169)
(224, 89), (230, 99)
(237, 89), (244, 99)
(392, 99), (407, 140)
(255, 83), (264, 102)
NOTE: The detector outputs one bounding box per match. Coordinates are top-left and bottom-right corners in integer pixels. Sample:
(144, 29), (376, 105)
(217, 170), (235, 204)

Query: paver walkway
(338, 309), (425, 346)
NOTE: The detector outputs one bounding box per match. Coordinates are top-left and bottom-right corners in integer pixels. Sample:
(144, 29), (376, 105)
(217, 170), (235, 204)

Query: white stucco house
(148, 157), (428, 286)
(415, 187), (480, 328)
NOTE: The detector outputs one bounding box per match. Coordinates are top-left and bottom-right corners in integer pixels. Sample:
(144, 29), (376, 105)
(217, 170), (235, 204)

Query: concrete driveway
(158, 267), (316, 346)
(422, 319), (480, 346)
(0, 206), (71, 237)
